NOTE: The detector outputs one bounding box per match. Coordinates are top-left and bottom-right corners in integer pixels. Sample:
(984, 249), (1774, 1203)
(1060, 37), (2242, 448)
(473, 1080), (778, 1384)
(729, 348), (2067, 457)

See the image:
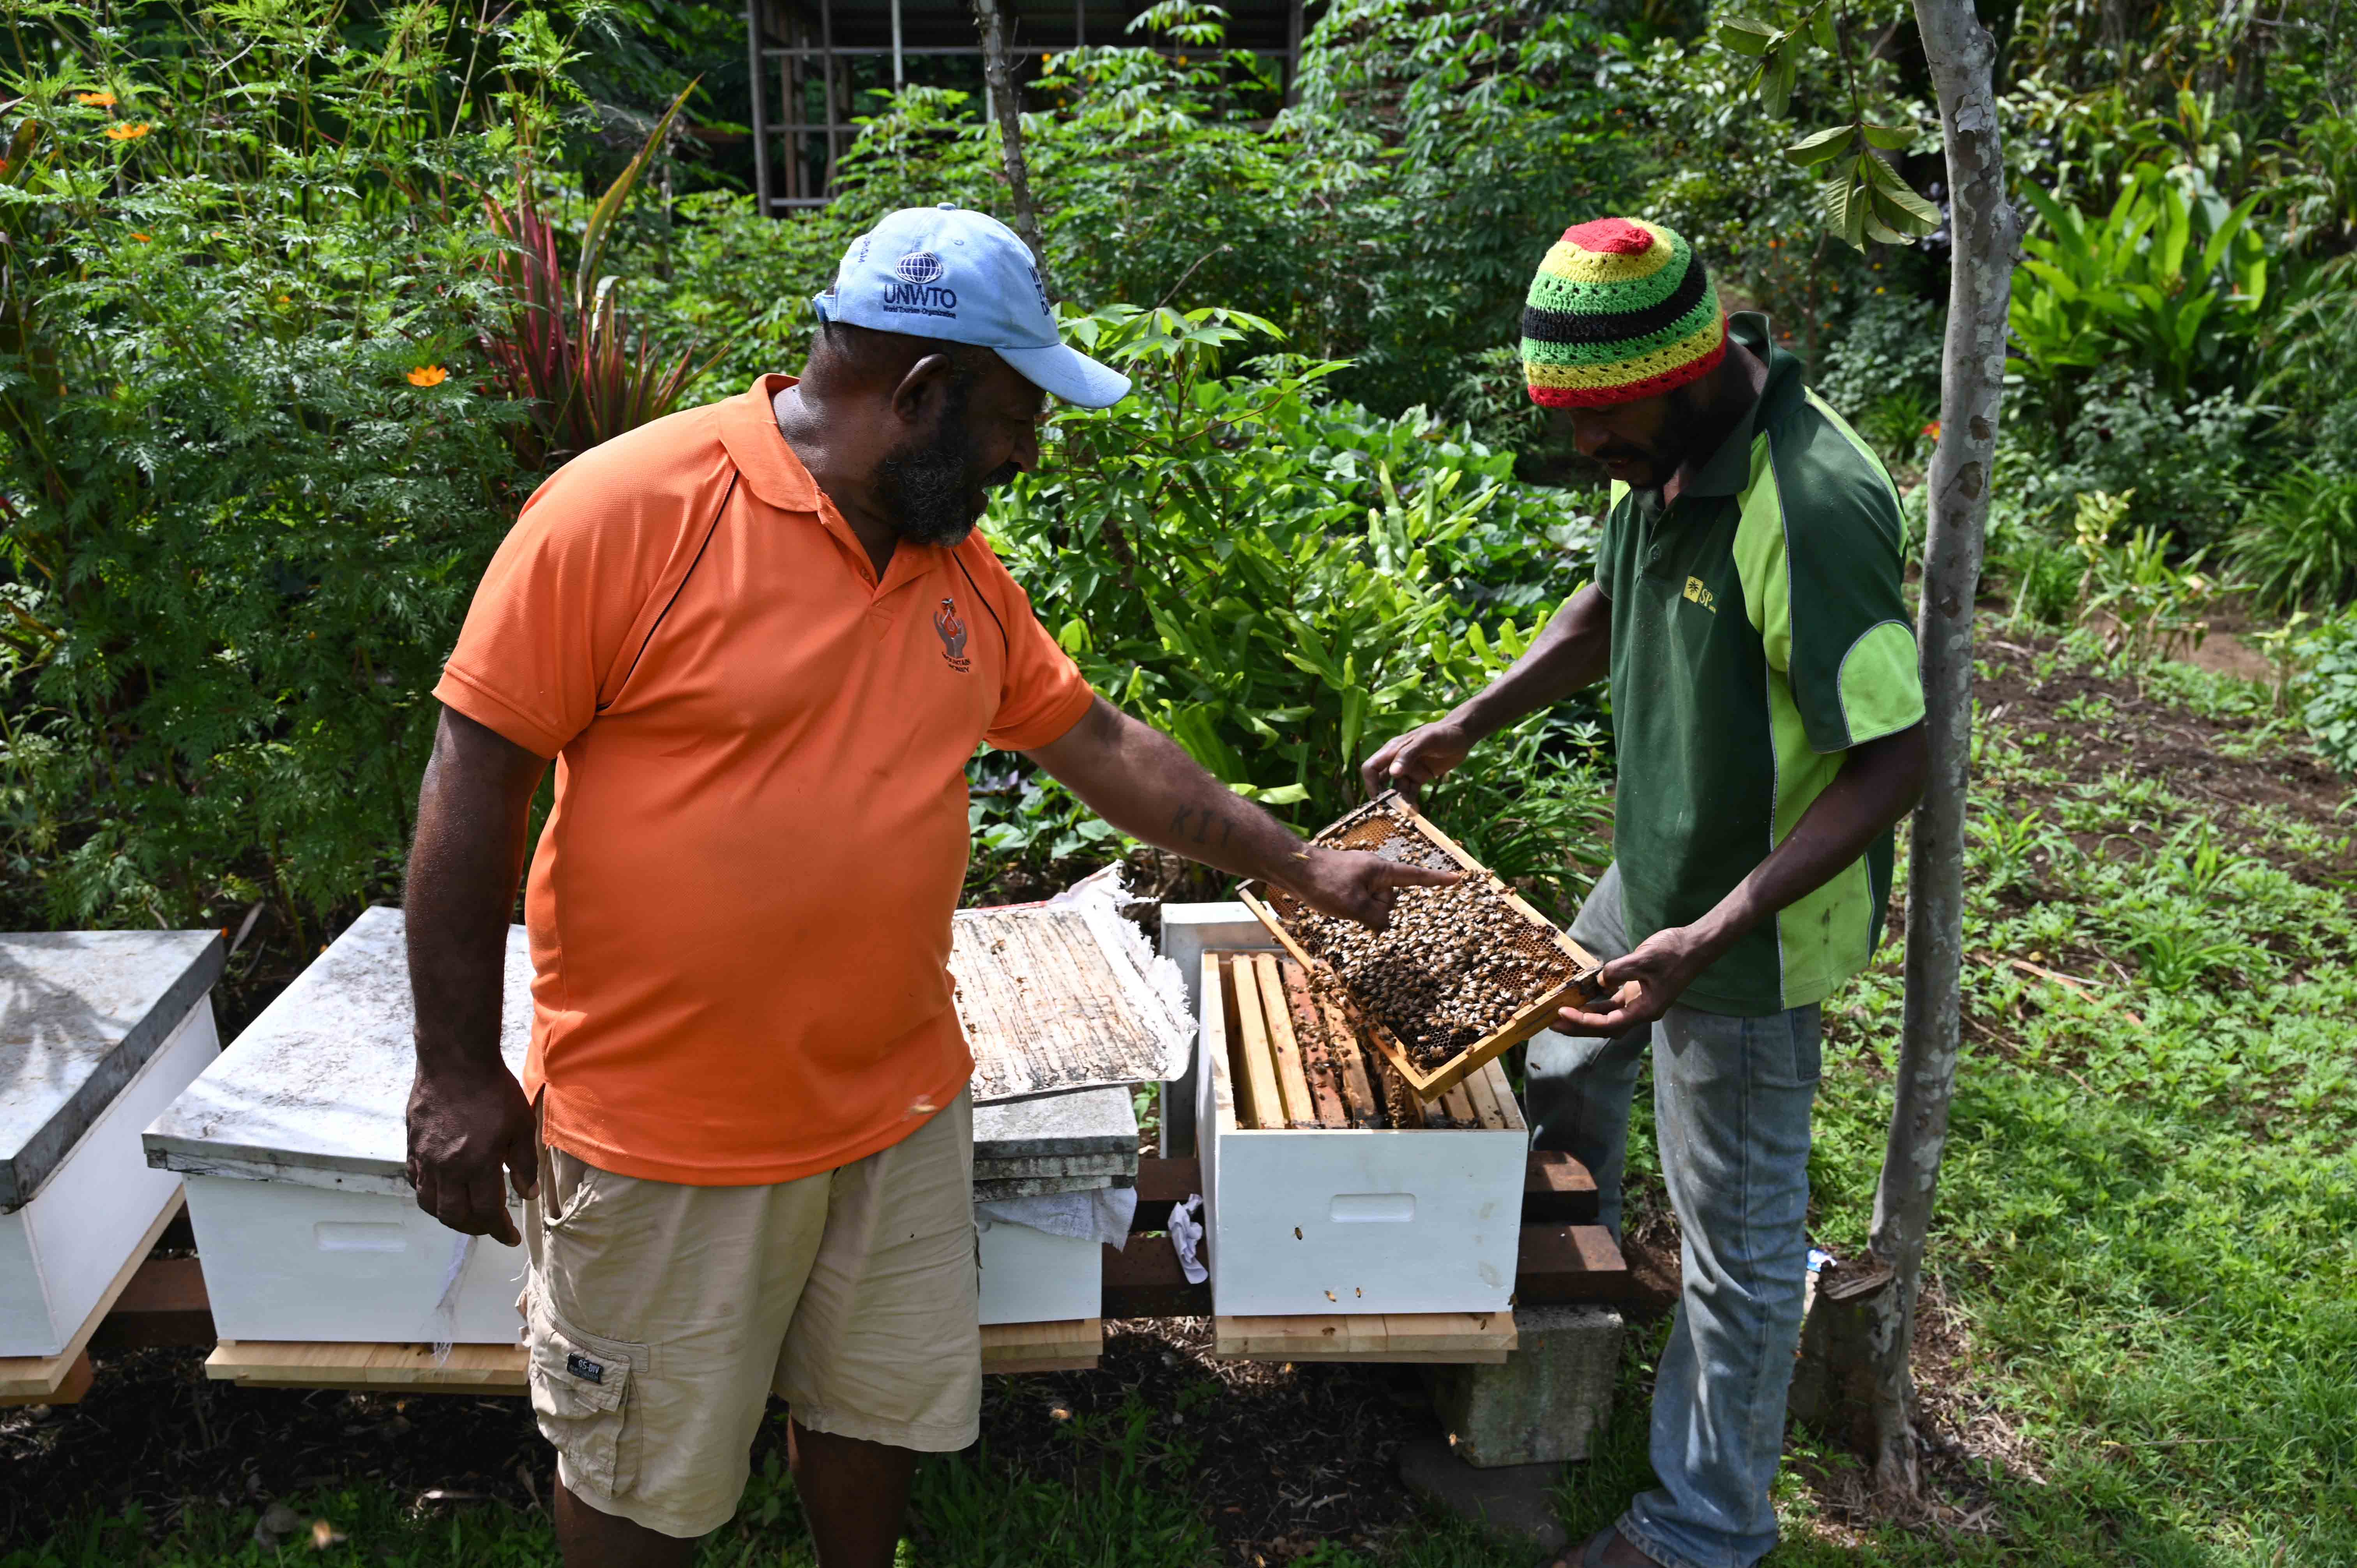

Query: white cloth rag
(1167, 1193), (1207, 1285)
(430, 1231), (476, 1364)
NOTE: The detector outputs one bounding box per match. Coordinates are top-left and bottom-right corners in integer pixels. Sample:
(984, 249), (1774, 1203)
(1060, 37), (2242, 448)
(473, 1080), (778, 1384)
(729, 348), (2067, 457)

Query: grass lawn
(4, 632), (2351, 1567)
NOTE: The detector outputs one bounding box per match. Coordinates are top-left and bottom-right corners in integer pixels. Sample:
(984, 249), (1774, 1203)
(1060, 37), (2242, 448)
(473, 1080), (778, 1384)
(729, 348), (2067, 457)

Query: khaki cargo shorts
(521, 1092), (980, 1539)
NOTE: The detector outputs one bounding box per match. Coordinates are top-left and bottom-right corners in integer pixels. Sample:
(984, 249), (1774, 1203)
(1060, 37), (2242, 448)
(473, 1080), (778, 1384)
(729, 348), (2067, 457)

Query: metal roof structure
(744, 0), (1309, 210)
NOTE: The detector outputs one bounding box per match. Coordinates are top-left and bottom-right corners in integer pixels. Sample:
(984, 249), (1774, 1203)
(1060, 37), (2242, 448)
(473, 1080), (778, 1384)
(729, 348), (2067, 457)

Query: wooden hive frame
(1237, 791), (1606, 1102)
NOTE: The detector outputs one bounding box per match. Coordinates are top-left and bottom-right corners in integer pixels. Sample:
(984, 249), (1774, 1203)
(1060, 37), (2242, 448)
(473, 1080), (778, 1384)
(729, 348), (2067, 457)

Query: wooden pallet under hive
(1239, 792), (1606, 1101)
(200, 1320), (1104, 1394)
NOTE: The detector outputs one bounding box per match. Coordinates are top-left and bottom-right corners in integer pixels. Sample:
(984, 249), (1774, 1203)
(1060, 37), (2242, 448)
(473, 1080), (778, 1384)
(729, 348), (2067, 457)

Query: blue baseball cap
(813, 204), (1131, 409)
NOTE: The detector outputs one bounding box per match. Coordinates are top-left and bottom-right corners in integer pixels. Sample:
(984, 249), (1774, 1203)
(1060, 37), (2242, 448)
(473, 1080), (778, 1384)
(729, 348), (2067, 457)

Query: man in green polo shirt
(1363, 217), (1929, 1568)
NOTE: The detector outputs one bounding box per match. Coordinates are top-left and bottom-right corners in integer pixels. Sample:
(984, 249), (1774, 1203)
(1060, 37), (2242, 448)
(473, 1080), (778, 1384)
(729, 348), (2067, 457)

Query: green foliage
(978, 304), (1609, 908)
(2009, 162), (2274, 403)
(2295, 608), (2357, 774)
(0, 3), (547, 934)
(2070, 491), (2235, 664)
(2228, 464), (2357, 614)
(1992, 362), (2255, 547)
(1716, 4), (1939, 249)
(1285, 0), (1640, 411)
(1813, 291), (1940, 434)
(480, 82), (730, 466)
(2002, 539), (2085, 629)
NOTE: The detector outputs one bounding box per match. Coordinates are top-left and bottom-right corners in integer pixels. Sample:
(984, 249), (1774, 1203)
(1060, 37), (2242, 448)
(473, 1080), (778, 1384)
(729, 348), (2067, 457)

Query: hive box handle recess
(1329, 1193), (1416, 1224)
(314, 1222), (409, 1253)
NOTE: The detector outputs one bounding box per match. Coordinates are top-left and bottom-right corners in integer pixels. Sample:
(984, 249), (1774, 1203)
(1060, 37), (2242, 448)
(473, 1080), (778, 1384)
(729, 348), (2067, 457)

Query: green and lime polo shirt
(1594, 312), (1924, 1015)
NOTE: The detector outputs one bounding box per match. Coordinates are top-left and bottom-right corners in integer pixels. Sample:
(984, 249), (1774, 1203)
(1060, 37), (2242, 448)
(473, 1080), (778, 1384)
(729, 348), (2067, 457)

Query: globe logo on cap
(895, 251), (945, 285)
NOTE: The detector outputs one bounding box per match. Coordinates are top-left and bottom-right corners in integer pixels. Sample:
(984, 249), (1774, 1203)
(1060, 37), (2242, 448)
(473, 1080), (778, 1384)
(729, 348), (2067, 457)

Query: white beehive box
(144, 906), (532, 1346)
(975, 1220), (1100, 1325)
(0, 931), (224, 1358)
(1177, 905), (1527, 1318)
(972, 1086), (1132, 1326)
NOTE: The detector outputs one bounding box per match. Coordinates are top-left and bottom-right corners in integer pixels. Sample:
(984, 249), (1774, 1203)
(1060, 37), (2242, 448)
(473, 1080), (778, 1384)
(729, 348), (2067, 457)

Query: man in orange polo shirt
(403, 207), (1445, 1567)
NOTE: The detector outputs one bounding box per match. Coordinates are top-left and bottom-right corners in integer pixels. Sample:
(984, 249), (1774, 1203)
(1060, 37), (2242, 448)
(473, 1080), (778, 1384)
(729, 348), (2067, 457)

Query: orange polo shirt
(433, 376), (1095, 1185)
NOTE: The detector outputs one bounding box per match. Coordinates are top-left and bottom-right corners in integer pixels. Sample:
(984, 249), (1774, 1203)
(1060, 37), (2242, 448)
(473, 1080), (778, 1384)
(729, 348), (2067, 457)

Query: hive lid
(0, 929), (225, 1209)
(951, 869), (1193, 1102)
(143, 906), (530, 1198)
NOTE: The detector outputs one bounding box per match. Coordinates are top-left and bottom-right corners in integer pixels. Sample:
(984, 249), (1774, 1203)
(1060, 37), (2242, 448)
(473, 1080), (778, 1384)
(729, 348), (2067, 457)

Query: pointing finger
(1370, 860), (1460, 888)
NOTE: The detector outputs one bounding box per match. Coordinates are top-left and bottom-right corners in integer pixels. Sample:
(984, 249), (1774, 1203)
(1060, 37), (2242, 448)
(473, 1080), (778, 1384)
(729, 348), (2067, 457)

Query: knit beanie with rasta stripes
(1521, 218), (1727, 408)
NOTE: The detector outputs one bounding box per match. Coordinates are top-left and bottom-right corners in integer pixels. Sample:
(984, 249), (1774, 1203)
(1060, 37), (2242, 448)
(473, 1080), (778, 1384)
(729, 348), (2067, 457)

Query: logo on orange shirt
(933, 597), (972, 672)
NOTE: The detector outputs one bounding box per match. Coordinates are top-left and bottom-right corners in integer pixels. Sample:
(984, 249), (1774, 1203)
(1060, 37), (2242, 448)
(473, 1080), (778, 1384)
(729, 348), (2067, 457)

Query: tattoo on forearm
(1165, 806), (1235, 850)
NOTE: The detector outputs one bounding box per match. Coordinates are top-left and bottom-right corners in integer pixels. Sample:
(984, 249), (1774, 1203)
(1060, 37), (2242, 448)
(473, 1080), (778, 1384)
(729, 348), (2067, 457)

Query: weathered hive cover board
(949, 879), (1191, 1104)
(144, 906), (530, 1197)
(0, 929), (224, 1208)
(972, 1085), (1135, 1163)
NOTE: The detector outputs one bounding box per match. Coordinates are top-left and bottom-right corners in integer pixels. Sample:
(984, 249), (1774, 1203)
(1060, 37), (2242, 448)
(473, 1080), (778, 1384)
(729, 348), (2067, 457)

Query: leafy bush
(1993, 363), (2253, 547)
(2295, 609), (2357, 775)
(2001, 539), (2085, 629)
(0, 6), (570, 937)
(978, 304), (1610, 909)
(2228, 465), (2357, 614)
(1812, 290), (1942, 464)
(1283, 0), (1639, 413)
(2010, 162), (2274, 407)
(479, 85), (728, 467)
(2070, 492), (2233, 664)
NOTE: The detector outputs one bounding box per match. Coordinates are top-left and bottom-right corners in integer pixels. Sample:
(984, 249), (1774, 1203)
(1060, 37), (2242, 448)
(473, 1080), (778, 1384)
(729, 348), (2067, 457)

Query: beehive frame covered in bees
(1237, 792), (1605, 1101)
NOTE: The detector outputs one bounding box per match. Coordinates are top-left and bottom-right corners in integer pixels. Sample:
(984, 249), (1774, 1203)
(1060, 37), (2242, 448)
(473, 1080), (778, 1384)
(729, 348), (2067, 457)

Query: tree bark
(1859, 0), (2018, 1503)
(973, 0), (1052, 293)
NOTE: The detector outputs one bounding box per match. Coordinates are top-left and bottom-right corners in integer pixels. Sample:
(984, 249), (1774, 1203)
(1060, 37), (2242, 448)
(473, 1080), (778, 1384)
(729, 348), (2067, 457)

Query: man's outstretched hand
(406, 1059), (539, 1246)
(1359, 719), (1475, 804)
(1552, 924), (1719, 1038)
(1280, 846), (1459, 931)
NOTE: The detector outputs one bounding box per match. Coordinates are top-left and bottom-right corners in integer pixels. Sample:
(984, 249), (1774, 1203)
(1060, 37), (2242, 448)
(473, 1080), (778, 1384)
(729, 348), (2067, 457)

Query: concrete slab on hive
(971, 1084), (1136, 1160)
(1, 930), (224, 1209)
(143, 907), (530, 1198)
(972, 1173), (1127, 1202)
(973, 1152), (1133, 1185)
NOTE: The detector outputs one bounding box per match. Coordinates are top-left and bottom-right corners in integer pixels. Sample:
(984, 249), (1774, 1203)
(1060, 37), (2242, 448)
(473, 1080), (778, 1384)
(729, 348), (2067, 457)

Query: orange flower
(406, 365), (448, 388)
(76, 91), (117, 108)
(1921, 421), (1941, 441)
(129, 232), (151, 242)
(104, 123), (150, 141)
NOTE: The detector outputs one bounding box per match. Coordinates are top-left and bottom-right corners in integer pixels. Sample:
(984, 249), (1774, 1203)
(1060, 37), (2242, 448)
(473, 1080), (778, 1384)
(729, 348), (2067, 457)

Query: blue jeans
(1526, 863), (1822, 1568)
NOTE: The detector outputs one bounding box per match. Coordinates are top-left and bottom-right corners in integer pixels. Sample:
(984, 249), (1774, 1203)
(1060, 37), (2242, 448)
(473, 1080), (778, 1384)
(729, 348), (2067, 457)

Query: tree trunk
(972, 0), (1051, 291)
(1857, 0), (2018, 1504)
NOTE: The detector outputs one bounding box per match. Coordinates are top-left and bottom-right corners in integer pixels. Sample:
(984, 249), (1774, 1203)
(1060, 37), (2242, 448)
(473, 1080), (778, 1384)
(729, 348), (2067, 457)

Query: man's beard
(875, 378), (1019, 547)
(1589, 383), (1712, 490)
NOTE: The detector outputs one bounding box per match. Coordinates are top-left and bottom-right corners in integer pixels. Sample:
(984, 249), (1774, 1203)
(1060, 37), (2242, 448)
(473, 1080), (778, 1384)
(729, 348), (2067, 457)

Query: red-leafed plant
(479, 82), (730, 467)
